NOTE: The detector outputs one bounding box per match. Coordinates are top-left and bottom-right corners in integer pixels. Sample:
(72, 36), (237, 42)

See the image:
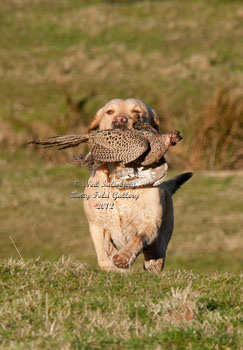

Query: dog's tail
(164, 172), (193, 195)
(28, 134), (89, 150)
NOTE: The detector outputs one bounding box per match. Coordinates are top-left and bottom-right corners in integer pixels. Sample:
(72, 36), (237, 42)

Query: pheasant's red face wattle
(170, 130), (182, 146)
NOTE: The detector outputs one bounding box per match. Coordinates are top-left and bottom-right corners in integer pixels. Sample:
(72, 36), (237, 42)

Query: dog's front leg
(112, 224), (158, 268)
(88, 222), (117, 271)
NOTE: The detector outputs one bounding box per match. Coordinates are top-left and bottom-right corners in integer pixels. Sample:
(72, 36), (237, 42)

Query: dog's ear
(147, 105), (160, 131)
(151, 108), (160, 131)
(88, 107), (104, 133)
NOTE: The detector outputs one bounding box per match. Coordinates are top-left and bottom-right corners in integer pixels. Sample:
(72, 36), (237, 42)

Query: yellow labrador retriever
(83, 98), (192, 272)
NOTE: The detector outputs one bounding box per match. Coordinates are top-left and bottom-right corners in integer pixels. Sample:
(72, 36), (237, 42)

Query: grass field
(0, 259), (242, 349)
(0, 0), (242, 348)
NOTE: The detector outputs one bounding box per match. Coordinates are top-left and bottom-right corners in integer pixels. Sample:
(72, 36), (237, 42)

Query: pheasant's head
(170, 130), (182, 146)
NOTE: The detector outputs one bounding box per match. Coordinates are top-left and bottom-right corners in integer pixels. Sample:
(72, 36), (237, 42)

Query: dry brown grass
(1, 88), (92, 163)
(189, 88), (243, 170)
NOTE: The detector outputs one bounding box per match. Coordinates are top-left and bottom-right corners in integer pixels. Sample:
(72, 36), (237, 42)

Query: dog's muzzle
(112, 114), (128, 129)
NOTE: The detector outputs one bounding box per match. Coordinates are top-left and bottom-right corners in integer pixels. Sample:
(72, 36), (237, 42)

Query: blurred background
(0, 0), (242, 271)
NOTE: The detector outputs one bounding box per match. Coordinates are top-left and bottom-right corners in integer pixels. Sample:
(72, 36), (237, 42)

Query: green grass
(0, 258), (242, 349)
(0, 1), (242, 347)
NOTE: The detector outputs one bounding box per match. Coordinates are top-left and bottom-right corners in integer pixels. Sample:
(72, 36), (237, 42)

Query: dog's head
(88, 98), (160, 132)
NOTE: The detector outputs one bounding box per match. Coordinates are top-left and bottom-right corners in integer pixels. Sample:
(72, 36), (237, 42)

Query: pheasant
(29, 120), (182, 186)
(30, 128), (181, 162)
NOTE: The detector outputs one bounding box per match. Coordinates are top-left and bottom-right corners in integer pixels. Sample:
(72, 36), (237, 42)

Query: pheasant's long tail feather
(28, 134), (89, 150)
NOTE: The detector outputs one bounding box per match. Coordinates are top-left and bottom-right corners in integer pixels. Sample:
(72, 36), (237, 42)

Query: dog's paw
(113, 249), (137, 268)
(113, 252), (130, 268)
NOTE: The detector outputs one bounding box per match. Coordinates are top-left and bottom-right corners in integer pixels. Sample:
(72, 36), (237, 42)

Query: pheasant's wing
(91, 145), (147, 164)
(28, 134), (89, 150)
(90, 130), (148, 150)
(91, 145), (137, 164)
(91, 137), (148, 164)
(90, 130), (149, 163)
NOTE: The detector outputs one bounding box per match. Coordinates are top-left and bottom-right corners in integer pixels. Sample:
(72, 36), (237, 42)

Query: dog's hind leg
(143, 241), (165, 272)
(143, 189), (174, 272)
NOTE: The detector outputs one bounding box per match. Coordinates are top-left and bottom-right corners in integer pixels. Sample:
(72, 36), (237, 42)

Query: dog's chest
(84, 172), (162, 250)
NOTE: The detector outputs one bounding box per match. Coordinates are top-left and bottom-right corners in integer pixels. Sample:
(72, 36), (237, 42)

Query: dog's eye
(107, 110), (114, 115)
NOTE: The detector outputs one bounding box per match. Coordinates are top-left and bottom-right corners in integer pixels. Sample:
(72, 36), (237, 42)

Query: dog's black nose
(112, 114), (128, 128)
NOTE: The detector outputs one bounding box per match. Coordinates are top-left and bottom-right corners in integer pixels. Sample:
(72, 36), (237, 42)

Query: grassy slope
(0, 259), (242, 350)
